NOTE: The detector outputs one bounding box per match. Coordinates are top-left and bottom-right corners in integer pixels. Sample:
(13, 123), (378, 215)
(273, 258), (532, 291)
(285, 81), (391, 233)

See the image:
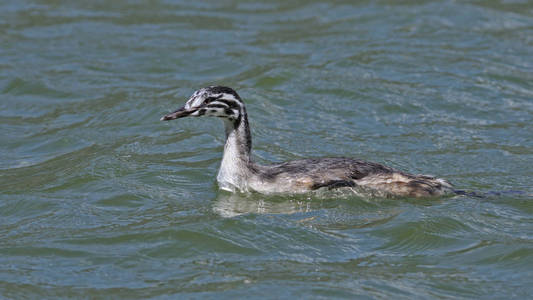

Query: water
(1, 0), (532, 298)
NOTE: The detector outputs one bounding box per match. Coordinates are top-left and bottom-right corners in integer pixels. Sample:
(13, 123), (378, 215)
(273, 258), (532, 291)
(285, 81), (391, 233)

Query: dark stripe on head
(204, 95), (223, 104)
(207, 104), (229, 109)
(206, 86), (242, 100)
(217, 99), (241, 109)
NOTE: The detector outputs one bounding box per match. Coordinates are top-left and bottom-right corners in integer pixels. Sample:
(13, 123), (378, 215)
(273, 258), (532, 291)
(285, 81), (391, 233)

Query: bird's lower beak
(160, 106), (196, 121)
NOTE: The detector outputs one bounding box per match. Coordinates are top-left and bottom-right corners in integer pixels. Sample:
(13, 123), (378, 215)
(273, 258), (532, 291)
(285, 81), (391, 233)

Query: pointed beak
(160, 106), (196, 121)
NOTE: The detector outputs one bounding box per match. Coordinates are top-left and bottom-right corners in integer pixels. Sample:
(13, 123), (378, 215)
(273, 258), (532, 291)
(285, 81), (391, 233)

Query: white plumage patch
(208, 108), (226, 117)
(208, 101), (229, 108)
(220, 94), (238, 102)
(190, 94), (208, 108)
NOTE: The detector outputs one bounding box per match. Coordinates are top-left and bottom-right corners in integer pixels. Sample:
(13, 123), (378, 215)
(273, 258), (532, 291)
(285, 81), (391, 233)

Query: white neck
(216, 116), (253, 192)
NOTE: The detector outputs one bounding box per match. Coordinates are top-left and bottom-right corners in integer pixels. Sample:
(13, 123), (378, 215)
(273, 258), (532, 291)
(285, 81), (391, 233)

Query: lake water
(1, 0), (532, 298)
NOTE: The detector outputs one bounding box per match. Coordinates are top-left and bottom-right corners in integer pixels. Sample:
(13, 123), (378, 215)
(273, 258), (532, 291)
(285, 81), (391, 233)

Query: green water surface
(1, 0), (533, 298)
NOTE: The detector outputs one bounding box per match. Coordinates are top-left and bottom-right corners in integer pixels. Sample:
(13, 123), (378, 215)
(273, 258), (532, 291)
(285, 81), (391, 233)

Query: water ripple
(1, 0), (533, 298)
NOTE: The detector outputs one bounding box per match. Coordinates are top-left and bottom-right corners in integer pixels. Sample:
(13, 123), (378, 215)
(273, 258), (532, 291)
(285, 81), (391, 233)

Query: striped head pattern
(161, 86), (244, 122)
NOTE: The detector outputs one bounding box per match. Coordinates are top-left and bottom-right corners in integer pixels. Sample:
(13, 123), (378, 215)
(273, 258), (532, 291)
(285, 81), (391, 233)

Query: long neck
(216, 108), (254, 191)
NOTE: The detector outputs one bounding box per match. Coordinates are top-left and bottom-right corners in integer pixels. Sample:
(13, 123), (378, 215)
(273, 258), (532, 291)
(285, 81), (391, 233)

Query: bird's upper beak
(160, 106), (196, 121)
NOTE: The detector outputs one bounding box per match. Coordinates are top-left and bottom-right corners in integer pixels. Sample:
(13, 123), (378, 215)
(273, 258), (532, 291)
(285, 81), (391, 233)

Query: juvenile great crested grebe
(161, 86), (453, 197)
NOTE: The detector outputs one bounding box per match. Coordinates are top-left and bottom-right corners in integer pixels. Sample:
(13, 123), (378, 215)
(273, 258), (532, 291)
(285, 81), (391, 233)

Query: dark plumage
(161, 86), (453, 197)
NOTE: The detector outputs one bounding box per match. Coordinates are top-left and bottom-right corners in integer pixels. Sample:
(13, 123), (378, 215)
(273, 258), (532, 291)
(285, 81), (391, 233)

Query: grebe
(161, 86), (453, 197)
